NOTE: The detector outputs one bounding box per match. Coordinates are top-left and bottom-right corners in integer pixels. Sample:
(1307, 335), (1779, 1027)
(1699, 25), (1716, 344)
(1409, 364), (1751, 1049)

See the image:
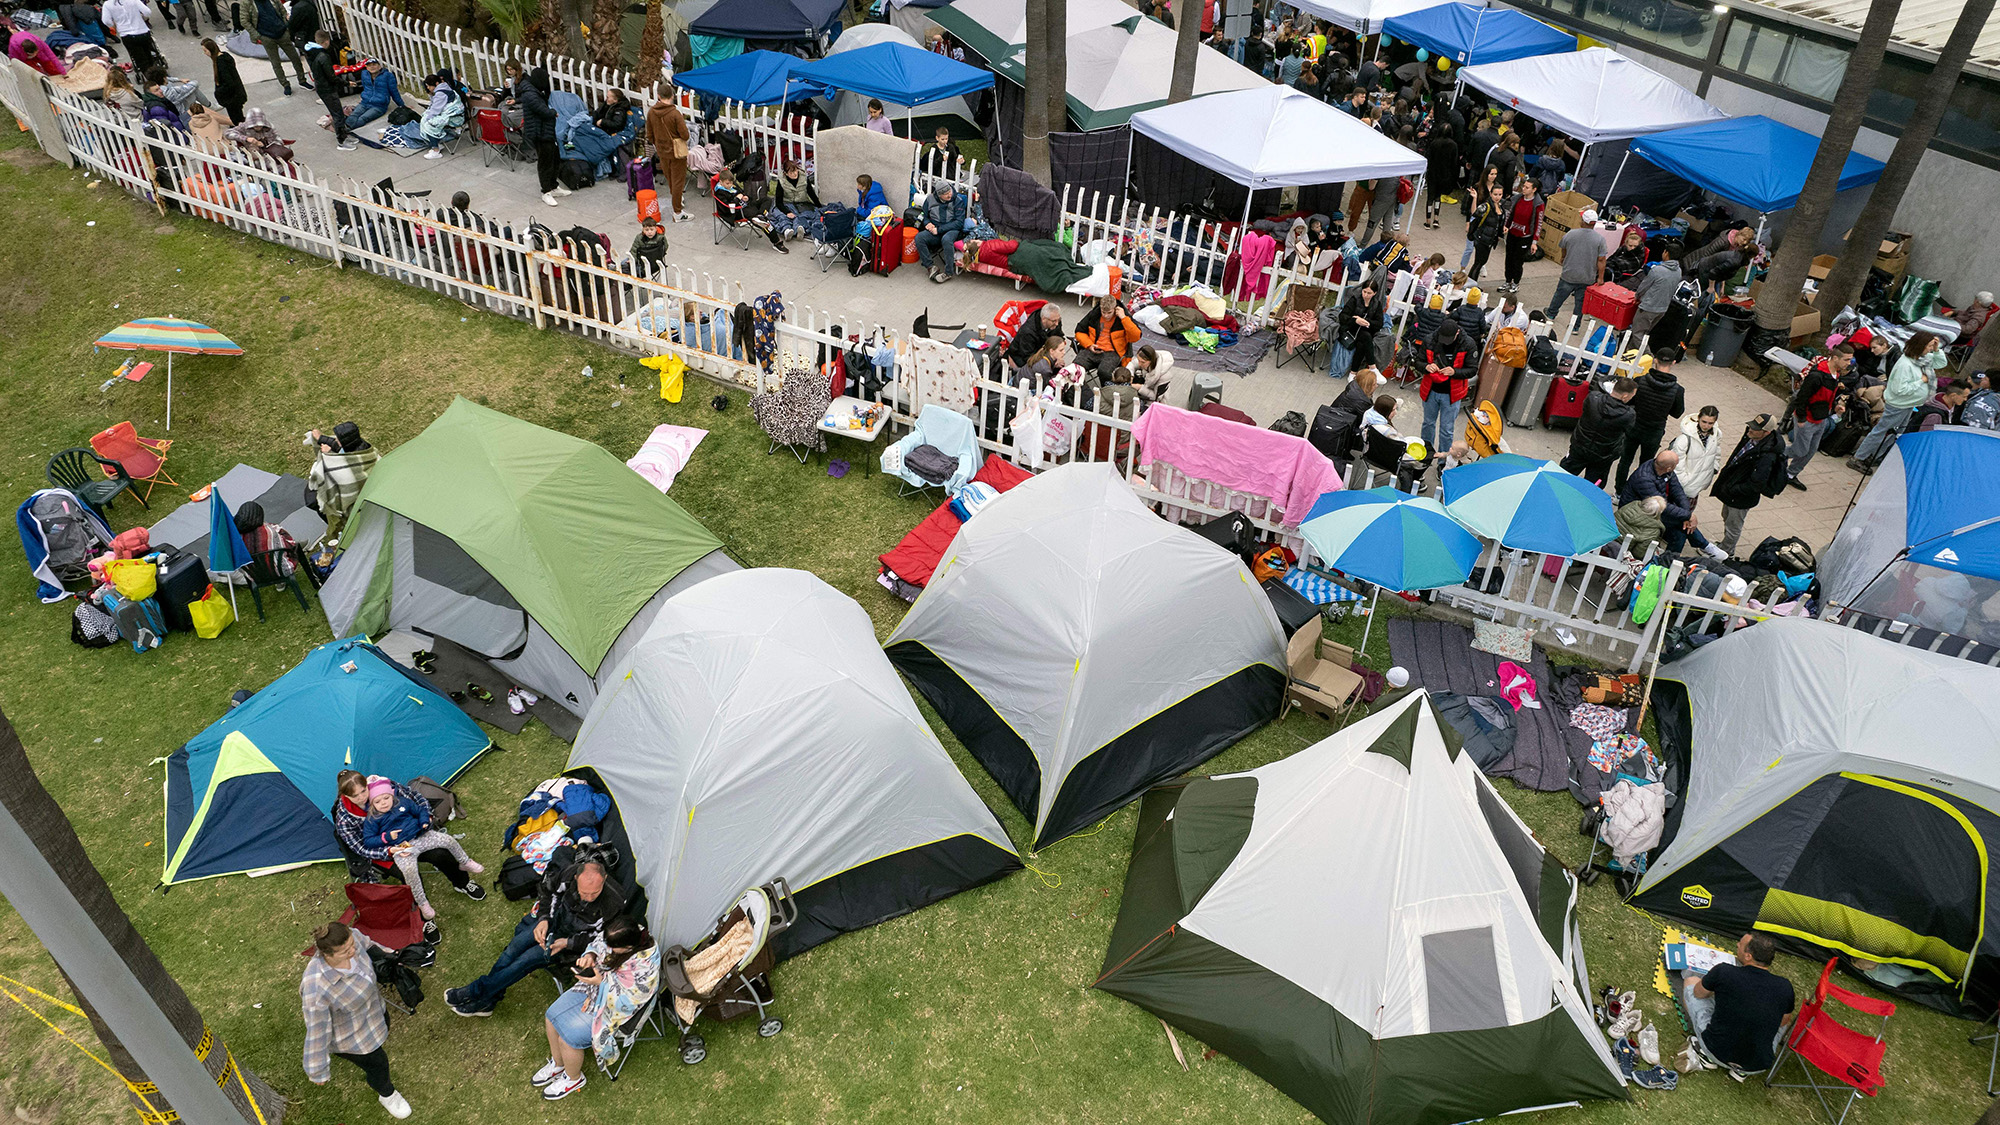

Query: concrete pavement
(152, 27), (1859, 552)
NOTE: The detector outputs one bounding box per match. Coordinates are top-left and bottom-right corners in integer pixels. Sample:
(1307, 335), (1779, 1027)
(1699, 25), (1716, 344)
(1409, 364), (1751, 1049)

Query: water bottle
(582, 365), (594, 379)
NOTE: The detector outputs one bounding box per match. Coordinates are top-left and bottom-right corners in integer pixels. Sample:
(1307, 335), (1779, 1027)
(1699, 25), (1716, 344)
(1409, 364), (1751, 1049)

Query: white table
(818, 396), (891, 476)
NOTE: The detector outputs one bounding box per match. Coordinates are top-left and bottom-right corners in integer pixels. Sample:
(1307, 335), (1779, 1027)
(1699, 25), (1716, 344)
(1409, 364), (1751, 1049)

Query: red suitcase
(1542, 377), (1590, 427)
(1581, 282), (1637, 330)
(870, 220), (903, 276)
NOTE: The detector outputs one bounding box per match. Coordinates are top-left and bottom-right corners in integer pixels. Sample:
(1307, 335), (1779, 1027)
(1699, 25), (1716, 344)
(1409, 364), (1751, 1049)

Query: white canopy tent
(816, 24), (979, 130)
(1129, 86), (1428, 225)
(1029, 17), (1267, 130)
(1289, 0), (1445, 35)
(1457, 47), (1724, 184)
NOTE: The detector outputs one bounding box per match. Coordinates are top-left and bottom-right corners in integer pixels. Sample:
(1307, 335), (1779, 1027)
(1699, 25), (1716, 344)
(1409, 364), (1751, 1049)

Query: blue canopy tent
(793, 42), (993, 133)
(672, 49), (836, 105)
(160, 638), (493, 885)
(1381, 3), (1574, 66)
(690, 0), (844, 40)
(1618, 115), (1884, 236)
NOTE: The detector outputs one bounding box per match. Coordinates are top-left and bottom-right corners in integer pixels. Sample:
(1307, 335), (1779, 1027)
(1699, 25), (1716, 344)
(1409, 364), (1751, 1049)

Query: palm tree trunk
(588, 0), (622, 67)
(1168, 0), (1200, 103)
(1751, 0), (1903, 341)
(1972, 315), (2000, 373)
(1045, 0), (1068, 150)
(1023, 0), (1052, 180)
(0, 710), (285, 1123)
(634, 0), (665, 86)
(1817, 0), (1994, 314)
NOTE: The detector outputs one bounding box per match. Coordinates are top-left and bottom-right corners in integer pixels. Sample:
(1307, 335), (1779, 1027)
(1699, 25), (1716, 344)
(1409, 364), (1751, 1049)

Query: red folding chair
(1765, 958), (1895, 1124)
(297, 883), (433, 1014)
(475, 107), (518, 169)
(89, 421), (178, 502)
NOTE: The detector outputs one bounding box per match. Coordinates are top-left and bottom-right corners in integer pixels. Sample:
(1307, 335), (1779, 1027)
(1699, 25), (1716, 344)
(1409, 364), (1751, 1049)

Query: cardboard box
(1749, 280), (1824, 339)
(1809, 254), (1837, 281)
(1676, 209), (1710, 235)
(1543, 189), (1596, 227)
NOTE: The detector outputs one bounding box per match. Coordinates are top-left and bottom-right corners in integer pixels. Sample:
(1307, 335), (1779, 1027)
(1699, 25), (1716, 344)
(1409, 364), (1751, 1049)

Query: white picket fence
(330, 0), (655, 108)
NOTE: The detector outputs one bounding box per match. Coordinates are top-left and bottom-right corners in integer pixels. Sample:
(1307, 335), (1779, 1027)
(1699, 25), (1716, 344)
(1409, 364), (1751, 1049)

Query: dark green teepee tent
(1095, 693), (1627, 1124)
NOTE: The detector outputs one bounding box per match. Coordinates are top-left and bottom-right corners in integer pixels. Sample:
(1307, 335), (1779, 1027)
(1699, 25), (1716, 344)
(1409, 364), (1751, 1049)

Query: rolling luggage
(870, 220), (903, 276)
(154, 551), (210, 632)
(1309, 402), (1359, 460)
(627, 156), (655, 199)
(1542, 377), (1590, 428)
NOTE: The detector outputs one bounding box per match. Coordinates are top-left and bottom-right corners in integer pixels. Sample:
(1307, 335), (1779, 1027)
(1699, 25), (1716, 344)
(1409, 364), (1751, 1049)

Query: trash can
(1697, 304), (1756, 368)
(1187, 372), (1224, 411)
(1505, 369), (1554, 429)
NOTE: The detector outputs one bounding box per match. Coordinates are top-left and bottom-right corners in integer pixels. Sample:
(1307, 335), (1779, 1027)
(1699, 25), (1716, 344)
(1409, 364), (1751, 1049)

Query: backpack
(99, 591), (166, 654)
(1396, 176), (1415, 204)
(1749, 535), (1816, 576)
(70, 601), (119, 648)
(1526, 335), (1559, 374)
(1492, 325), (1528, 368)
(1268, 410), (1308, 437)
(30, 492), (104, 585)
(713, 125), (743, 165)
(556, 159), (596, 191)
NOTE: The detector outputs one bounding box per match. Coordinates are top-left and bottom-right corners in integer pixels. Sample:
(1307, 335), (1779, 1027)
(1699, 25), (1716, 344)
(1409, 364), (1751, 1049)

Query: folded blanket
(978, 164), (1059, 240)
(673, 917), (754, 1024)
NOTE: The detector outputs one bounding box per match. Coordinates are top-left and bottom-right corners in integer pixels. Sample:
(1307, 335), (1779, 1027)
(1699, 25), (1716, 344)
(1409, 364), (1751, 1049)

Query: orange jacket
(1075, 307), (1141, 362)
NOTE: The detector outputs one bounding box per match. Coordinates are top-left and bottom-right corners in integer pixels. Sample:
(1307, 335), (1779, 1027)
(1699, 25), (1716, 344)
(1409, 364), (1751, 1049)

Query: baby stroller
(813, 203), (859, 274)
(660, 879), (798, 1065)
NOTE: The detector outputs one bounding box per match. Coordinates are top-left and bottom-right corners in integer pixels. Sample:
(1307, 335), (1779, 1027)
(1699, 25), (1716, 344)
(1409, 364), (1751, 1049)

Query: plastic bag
(188, 588), (235, 639)
(105, 558), (158, 601)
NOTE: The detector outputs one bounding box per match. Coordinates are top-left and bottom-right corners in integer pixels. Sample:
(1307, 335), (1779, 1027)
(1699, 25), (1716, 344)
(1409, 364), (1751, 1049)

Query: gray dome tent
(568, 568), (1021, 955)
(885, 463), (1288, 850)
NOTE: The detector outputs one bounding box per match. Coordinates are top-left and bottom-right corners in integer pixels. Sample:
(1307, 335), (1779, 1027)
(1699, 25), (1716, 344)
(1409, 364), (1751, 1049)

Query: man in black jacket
(304, 31), (351, 149)
(1618, 450), (1726, 559)
(1562, 376), (1638, 487)
(250, 0), (310, 94)
(1711, 413), (1788, 557)
(446, 853), (627, 1016)
(1005, 303), (1063, 371)
(1615, 346), (1688, 490)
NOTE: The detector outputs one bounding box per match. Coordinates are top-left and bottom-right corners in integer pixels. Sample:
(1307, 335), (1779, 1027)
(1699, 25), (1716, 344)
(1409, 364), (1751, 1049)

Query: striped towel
(1284, 567), (1362, 604)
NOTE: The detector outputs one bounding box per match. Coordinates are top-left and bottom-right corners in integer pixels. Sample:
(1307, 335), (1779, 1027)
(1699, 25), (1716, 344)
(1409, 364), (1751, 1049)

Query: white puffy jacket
(1668, 415), (1723, 498)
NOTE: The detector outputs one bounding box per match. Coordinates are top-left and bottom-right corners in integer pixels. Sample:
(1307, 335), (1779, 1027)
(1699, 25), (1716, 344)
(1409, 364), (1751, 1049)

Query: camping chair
(751, 357), (833, 463)
(474, 108), (518, 168)
(881, 403), (978, 499)
(660, 879), (798, 1066)
(238, 545), (313, 622)
(89, 422), (178, 502)
(813, 204), (859, 274)
(711, 176), (769, 251)
(297, 883), (437, 1014)
(46, 447), (145, 518)
(1765, 958), (1895, 1124)
(1284, 626), (1364, 722)
(599, 992), (670, 1081)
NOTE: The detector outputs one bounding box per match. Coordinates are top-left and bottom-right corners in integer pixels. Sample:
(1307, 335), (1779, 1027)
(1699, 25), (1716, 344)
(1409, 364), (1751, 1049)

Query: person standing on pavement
(201, 37), (245, 124)
(1783, 345), (1849, 490)
(646, 90), (692, 222)
(1629, 247), (1683, 340)
(1417, 317), (1474, 454)
(1668, 405), (1723, 499)
(100, 0), (159, 74)
(1465, 183), (1506, 281)
(304, 31), (353, 150)
(1562, 375), (1637, 486)
(1615, 345), (1686, 491)
(1849, 330), (1944, 471)
(250, 0), (310, 95)
(1547, 211), (1607, 324)
(507, 60), (564, 207)
(1499, 178), (1543, 294)
(1711, 413), (1789, 557)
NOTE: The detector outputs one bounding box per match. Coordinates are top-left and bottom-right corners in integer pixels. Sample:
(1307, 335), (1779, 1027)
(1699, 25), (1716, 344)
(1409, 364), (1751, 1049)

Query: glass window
(1723, 19), (1790, 84)
(1514, 0), (1718, 62)
(1868, 54), (2000, 163)
(1722, 17), (1850, 99)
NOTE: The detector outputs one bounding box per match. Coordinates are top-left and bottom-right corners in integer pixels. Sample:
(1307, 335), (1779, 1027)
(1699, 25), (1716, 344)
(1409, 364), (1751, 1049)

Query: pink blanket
(1130, 404), (1341, 526)
(626, 424), (708, 492)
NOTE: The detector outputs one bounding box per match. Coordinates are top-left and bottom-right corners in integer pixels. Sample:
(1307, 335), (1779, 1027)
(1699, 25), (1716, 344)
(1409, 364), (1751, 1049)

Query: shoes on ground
(531, 1059), (565, 1088)
(543, 1072), (586, 1100)
(553, 185), (574, 197)
(542, 192), (561, 206)
(455, 880), (487, 901)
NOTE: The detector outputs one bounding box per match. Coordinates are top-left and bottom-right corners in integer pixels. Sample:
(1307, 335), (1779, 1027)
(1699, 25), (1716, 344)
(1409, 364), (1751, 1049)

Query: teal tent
(161, 638), (492, 885)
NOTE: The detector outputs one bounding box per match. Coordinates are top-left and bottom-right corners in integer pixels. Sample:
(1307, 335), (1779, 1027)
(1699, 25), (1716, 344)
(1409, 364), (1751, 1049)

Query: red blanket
(879, 454), (1034, 587)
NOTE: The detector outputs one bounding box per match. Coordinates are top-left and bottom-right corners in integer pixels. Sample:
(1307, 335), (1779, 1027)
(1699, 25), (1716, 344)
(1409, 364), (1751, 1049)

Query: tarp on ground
(1458, 47), (1724, 144)
(794, 40), (993, 108)
(568, 569), (1020, 955)
(161, 638), (492, 885)
(1130, 85), (1426, 190)
(1628, 115), (1885, 214)
(690, 0), (843, 39)
(1818, 427), (2000, 649)
(672, 49), (835, 105)
(1096, 692), (1627, 1123)
(1289, 0), (1446, 34)
(1381, 3), (1576, 65)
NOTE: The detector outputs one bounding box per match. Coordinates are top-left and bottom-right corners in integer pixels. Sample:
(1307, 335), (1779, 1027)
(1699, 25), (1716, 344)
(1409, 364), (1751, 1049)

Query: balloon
(1416, 48), (1429, 61)
(1437, 57), (1451, 70)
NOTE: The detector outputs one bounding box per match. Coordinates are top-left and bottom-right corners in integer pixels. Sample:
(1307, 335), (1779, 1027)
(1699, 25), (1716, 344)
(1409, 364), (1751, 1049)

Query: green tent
(1095, 693), (1626, 1124)
(321, 398), (735, 716)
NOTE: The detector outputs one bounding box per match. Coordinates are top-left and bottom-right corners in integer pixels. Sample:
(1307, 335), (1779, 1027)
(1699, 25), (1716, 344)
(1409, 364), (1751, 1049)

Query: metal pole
(165, 352), (173, 430)
(1359, 586), (1380, 656)
(1575, 142), (1589, 199)
(1123, 130), (1133, 196)
(1601, 149), (1632, 210)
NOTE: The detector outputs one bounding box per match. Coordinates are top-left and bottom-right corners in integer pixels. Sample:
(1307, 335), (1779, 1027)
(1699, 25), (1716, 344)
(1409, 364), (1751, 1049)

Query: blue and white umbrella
(1440, 453), (1619, 556)
(1299, 488), (1483, 656)
(206, 485), (252, 618)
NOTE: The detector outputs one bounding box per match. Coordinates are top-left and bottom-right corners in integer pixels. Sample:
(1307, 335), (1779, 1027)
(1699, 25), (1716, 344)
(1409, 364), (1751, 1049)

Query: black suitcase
(155, 551), (210, 632)
(1309, 402), (1359, 460)
(1191, 511), (1255, 559)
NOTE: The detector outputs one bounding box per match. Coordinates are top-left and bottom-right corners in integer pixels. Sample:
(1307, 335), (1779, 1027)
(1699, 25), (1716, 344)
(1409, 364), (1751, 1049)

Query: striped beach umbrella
(1300, 487), (1482, 593)
(1440, 453), (1619, 556)
(94, 318), (243, 430)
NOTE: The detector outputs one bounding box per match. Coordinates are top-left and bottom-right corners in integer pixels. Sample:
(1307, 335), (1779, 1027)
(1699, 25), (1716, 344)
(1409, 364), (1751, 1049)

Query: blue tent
(1628, 115), (1884, 213)
(673, 50), (834, 105)
(1381, 3), (1574, 66)
(793, 42), (994, 108)
(691, 0), (844, 40)
(161, 638), (492, 885)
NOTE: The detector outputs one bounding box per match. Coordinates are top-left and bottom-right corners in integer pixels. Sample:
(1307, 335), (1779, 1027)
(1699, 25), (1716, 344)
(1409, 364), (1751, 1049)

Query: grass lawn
(0, 126), (1990, 1125)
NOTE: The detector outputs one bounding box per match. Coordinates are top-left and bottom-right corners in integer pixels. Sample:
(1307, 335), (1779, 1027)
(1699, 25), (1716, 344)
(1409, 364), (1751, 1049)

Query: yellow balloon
(1437, 56), (1451, 70)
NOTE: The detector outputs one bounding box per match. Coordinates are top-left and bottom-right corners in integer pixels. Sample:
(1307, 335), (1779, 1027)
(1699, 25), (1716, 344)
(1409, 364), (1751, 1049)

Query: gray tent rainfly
(885, 463), (1288, 851)
(568, 568), (1021, 955)
(1096, 692), (1628, 1124)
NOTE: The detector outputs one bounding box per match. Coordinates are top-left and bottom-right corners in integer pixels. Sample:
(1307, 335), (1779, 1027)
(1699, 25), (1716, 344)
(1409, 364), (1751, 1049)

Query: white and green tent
(1096, 693), (1627, 1124)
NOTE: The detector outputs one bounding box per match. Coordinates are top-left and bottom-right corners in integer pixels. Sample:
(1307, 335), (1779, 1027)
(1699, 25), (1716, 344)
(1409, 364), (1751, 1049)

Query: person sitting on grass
(359, 775), (485, 920)
(1676, 931), (1795, 1074)
(531, 914), (661, 1101)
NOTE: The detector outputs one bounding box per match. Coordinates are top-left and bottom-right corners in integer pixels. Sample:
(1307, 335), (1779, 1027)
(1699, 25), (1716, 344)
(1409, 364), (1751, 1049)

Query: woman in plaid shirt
(300, 922), (411, 1119)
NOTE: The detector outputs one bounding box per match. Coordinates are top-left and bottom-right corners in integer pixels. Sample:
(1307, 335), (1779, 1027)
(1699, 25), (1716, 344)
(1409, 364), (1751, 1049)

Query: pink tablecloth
(1130, 404), (1341, 526)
